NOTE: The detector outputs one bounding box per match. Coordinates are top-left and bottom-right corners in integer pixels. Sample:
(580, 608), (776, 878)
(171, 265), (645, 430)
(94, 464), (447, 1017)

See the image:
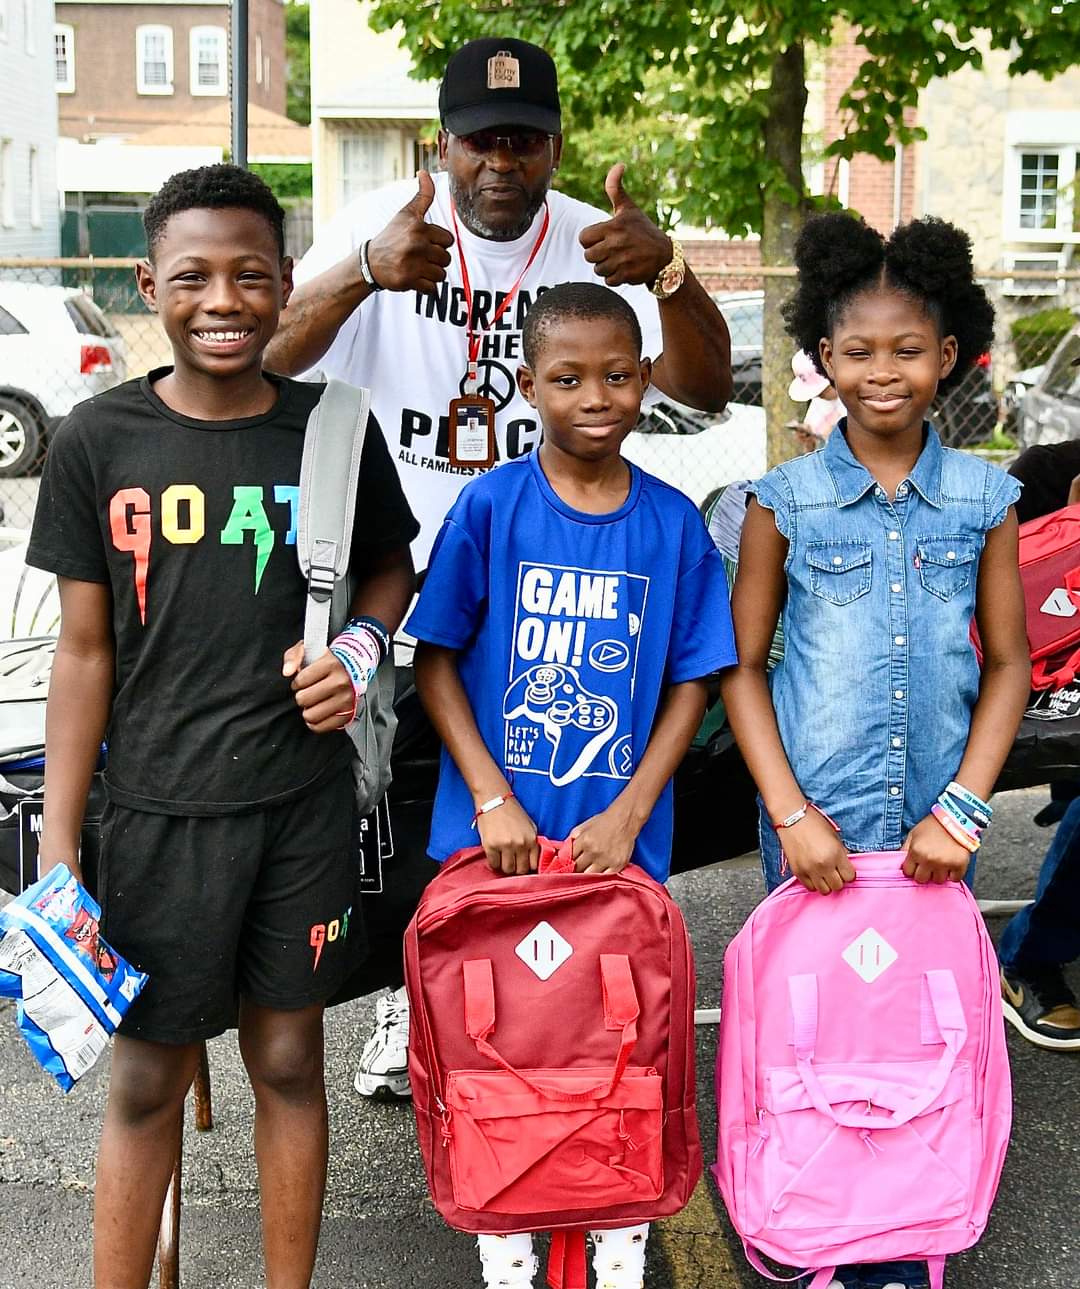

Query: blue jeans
(760, 805), (931, 1289)
(999, 791), (1080, 972)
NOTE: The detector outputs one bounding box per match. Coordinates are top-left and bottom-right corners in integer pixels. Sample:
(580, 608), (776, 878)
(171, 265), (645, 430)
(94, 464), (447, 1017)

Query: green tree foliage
(249, 162), (313, 201)
(366, 0), (1080, 459)
(285, 1), (311, 127)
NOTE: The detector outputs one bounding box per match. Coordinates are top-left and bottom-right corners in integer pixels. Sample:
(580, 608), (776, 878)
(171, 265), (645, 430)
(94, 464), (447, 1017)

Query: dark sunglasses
(455, 129), (553, 160)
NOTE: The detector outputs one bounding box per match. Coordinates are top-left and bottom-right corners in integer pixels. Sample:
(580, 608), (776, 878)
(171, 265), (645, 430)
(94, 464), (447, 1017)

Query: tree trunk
(761, 43), (810, 468)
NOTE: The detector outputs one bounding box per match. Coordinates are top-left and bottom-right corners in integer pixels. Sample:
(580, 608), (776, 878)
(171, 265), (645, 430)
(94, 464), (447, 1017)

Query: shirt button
(890, 786), (901, 796)
(892, 737), (903, 748)
(894, 635), (905, 645)
(891, 582), (902, 593)
(889, 530), (900, 540)
(875, 488), (885, 500)
(832, 556), (843, 565)
(897, 484), (908, 496)
(895, 689), (904, 699)
(946, 550), (956, 560)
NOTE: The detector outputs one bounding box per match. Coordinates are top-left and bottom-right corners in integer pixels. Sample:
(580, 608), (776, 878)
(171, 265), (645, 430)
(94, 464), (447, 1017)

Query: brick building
(54, 0), (286, 142)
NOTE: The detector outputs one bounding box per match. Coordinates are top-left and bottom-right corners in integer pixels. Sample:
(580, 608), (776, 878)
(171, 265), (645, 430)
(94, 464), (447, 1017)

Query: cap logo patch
(488, 51), (521, 90)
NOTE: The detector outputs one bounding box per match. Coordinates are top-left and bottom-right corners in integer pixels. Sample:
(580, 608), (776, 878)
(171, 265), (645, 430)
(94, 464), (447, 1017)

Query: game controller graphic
(503, 664), (619, 786)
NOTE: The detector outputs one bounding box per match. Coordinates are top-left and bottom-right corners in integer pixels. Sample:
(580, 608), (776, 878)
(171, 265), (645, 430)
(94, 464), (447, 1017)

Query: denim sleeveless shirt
(749, 423), (1021, 854)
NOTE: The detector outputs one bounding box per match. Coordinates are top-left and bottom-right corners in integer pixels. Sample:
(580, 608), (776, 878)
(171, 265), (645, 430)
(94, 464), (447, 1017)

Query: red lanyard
(449, 200), (550, 390)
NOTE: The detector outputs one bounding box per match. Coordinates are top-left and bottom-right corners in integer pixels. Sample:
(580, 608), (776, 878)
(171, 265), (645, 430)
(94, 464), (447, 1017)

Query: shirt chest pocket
(916, 535), (979, 602)
(806, 540), (872, 606)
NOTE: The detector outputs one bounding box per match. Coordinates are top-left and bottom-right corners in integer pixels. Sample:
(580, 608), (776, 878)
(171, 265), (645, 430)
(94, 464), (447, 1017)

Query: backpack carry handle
(537, 836), (576, 874)
(788, 970), (966, 1130)
(462, 954), (639, 1102)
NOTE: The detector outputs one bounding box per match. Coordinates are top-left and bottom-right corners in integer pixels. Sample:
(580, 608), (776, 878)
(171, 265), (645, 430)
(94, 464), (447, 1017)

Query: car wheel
(0, 395), (45, 478)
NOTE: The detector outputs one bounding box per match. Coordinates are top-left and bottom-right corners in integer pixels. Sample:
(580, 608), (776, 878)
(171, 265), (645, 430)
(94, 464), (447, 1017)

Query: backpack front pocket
(758, 1059), (972, 1232)
(444, 1066), (664, 1214)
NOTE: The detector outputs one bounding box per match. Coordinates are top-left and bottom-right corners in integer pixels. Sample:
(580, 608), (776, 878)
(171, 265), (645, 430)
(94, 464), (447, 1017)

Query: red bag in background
(405, 840), (701, 1287)
(972, 502), (1080, 689)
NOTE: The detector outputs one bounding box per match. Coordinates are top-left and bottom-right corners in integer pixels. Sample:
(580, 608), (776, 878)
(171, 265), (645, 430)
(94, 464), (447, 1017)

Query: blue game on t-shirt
(407, 452), (738, 881)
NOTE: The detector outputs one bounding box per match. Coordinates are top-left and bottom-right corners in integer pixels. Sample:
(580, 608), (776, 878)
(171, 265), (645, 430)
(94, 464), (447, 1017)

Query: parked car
(0, 283), (127, 477)
(624, 395), (766, 509)
(710, 289), (999, 447)
(1017, 324), (1080, 450)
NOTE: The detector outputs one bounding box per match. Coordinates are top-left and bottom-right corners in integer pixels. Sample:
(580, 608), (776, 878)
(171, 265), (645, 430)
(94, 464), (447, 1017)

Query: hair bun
(885, 217), (975, 297)
(792, 212), (885, 298)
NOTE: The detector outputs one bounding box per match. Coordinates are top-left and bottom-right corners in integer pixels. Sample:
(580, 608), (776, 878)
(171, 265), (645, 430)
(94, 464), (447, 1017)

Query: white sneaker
(353, 986), (411, 1099)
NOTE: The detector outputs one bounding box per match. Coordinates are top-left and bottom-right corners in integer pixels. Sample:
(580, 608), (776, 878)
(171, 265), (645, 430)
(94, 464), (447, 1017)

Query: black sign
(17, 797), (44, 893)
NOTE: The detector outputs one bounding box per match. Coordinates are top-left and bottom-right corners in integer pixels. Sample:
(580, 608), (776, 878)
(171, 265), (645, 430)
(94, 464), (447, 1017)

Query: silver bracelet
(358, 239), (382, 291)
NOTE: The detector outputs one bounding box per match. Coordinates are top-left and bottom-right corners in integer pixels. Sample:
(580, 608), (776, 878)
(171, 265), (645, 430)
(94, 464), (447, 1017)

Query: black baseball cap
(439, 38), (561, 137)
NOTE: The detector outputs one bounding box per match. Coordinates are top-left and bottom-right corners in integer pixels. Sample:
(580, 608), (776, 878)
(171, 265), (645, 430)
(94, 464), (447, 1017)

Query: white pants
(476, 1224), (650, 1289)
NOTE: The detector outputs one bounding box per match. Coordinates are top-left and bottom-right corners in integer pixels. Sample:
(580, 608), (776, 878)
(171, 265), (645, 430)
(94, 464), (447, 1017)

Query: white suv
(0, 283), (127, 477)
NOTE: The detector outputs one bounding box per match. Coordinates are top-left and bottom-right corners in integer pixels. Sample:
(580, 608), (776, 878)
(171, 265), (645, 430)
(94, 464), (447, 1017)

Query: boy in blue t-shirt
(407, 280), (736, 1289)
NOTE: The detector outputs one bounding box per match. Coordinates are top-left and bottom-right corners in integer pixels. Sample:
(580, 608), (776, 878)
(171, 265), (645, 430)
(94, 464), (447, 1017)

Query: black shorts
(97, 768), (366, 1045)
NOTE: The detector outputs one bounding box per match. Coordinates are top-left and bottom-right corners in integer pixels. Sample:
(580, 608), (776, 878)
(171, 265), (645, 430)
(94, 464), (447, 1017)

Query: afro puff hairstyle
(143, 164), (286, 260)
(522, 281), (642, 368)
(782, 212), (994, 394)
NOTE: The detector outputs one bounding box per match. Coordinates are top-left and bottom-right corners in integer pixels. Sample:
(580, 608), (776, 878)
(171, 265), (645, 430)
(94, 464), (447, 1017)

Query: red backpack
(404, 840), (701, 1288)
(973, 502), (1080, 689)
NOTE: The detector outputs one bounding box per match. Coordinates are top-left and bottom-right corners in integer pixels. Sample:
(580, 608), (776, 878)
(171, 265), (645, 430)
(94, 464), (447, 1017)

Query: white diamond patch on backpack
(1040, 587), (1079, 618)
(841, 928), (898, 983)
(515, 921), (573, 981)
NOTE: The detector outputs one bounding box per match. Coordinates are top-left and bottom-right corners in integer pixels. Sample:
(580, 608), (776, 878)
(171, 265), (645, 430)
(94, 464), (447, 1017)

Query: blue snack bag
(0, 864), (148, 1091)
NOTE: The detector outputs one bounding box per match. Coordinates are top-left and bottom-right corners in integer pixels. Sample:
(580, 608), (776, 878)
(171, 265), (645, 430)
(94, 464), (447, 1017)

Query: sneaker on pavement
(354, 986), (411, 1099)
(1001, 965), (1080, 1051)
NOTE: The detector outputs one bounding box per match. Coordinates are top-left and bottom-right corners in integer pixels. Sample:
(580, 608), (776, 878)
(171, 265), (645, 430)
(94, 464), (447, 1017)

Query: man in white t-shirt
(267, 36), (732, 568)
(265, 37), (733, 1104)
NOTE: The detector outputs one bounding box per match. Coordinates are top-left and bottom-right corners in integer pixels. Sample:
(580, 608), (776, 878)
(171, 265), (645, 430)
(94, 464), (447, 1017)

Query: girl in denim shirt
(720, 213), (1031, 1289)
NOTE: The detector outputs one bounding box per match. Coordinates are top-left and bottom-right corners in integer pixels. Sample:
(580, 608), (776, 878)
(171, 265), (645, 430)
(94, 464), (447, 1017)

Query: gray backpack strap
(297, 380), (371, 663)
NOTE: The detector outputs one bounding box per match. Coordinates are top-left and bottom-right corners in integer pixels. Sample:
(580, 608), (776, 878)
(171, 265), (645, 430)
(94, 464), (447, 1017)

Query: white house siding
(0, 0), (61, 256)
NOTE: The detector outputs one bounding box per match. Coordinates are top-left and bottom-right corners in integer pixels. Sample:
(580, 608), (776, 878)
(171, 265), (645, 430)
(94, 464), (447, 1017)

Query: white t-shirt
(294, 171), (663, 566)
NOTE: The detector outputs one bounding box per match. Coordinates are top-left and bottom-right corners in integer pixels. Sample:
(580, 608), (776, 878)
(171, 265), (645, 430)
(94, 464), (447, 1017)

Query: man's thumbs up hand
(605, 162), (632, 215)
(366, 171), (454, 295)
(580, 163), (673, 290)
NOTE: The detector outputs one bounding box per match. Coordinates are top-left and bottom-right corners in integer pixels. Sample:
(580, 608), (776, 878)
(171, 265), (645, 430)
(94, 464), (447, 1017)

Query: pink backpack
(712, 852), (1012, 1289)
(405, 839), (701, 1289)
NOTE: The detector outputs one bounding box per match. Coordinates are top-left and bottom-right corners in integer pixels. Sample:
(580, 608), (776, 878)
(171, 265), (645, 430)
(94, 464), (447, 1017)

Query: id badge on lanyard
(448, 200), (550, 472)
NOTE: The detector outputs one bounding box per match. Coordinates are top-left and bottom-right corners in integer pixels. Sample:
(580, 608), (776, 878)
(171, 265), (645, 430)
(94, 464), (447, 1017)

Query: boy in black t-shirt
(27, 165), (418, 1287)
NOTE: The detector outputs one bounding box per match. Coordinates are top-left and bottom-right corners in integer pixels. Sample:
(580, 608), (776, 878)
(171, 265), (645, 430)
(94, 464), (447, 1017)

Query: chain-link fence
(0, 258), (1078, 638)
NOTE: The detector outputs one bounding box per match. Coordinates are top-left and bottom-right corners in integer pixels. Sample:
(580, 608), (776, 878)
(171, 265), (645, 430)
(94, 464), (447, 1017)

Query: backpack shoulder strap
(297, 379), (372, 664)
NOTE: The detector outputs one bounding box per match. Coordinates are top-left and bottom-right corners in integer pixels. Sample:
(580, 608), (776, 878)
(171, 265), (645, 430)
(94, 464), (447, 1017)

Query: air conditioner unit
(1002, 248), (1072, 297)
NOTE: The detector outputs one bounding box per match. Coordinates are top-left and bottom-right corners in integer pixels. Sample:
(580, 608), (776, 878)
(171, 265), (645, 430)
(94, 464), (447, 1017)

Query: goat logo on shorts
(309, 905), (352, 971)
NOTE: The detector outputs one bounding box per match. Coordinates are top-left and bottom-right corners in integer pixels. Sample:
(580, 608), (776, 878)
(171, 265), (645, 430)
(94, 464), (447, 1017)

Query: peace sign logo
(460, 359), (516, 413)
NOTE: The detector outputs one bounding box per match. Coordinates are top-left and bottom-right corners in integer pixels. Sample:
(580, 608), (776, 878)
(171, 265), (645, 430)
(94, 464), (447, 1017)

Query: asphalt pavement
(1, 785), (1078, 1289)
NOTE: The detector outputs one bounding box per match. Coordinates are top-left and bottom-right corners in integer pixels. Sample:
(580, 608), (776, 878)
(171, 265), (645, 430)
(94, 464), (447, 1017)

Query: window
(28, 145), (40, 227)
(341, 135), (386, 205)
(255, 33), (262, 84)
(22, 0), (33, 53)
(55, 23), (74, 91)
(414, 138), (440, 175)
(0, 305), (28, 337)
(1019, 152), (1061, 231)
(136, 24), (173, 95)
(190, 25), (226, 95)
(264, 55), (270, 91)
(1041, 332), (1080, 400)
(65, 295), (117, 338)
(0, 140), (14, 228)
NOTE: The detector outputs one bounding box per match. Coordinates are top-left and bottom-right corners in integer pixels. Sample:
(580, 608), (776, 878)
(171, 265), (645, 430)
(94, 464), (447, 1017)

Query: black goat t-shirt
(27, 369), (418, 814)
